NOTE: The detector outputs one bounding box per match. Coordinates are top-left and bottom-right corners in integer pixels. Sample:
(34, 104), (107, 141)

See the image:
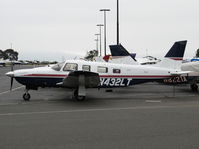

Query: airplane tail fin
(109, 44), (137, 61)
(158, 40), (187, 69)
(164, 40), (187, 60)
(109, 44), (138, 64)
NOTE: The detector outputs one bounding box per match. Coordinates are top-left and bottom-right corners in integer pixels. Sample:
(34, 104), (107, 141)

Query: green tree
(85, 50), (98, 61)
(4, 49), (18, 61)
(196, 49), (199, 57)
(0, 50), (3, 59)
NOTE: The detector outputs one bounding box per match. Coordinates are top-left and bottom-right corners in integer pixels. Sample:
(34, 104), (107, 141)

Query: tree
(0, 50), (3, 59)
(196, 49), (199, 57)
(4, 49), (18, 61)
(84, 50), (98, 61)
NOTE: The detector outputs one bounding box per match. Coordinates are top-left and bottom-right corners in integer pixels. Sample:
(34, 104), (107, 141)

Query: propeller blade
(11, 62), (14, 71)
(10, 77), (13, 91)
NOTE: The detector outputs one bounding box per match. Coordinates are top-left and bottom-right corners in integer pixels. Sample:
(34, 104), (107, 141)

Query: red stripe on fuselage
(169, 57), (183, 61)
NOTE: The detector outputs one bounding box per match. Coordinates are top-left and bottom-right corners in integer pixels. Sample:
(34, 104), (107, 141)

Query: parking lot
(1, 65), (199, 149)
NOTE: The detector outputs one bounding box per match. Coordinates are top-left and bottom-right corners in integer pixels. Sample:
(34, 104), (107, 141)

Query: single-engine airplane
(6, 41), (190, 101)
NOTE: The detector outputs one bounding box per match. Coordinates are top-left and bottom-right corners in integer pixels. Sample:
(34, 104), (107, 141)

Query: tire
(23, 93), (31, 101)
(73, 89), (85, 101)
(76, 96), (85, 101)
(190, 84), (198, 92)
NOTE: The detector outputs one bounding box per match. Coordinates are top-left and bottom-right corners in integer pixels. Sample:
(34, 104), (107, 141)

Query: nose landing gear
(23, 88), (30, 101)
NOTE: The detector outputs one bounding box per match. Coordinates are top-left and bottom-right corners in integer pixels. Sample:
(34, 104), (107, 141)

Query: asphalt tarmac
(1, 65), (199, 149)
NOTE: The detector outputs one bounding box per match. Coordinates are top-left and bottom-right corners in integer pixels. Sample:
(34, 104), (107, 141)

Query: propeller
(11, 62), (14, 71)
(9, 62), (14, 90)
(10, 77), (14, 90)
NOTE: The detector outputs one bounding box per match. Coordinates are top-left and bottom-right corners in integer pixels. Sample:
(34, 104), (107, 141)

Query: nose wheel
(23, 93), (30, 101)
(23, 89), (31, 101)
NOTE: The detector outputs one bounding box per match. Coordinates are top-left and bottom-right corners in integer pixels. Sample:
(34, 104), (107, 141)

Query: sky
(0, 0), (199, 61)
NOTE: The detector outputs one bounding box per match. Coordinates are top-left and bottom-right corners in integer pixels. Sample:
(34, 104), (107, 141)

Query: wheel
(23, 93), (31, 101)
(190, 84), (198, 92)
(73, 89), (85, 101)
(76, 96), (85, 101)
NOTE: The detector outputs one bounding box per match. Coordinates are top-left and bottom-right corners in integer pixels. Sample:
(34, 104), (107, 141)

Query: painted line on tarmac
(145, 100), (162, 103)
(0, 104), (198, 117)
(0, 86), (24, 95)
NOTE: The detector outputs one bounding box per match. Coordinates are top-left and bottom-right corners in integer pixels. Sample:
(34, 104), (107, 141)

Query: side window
(113, 68), (121, 73)
(82, 65), (90, 71)
(97, 66), (108, 73)
(63, 63), (78, 71)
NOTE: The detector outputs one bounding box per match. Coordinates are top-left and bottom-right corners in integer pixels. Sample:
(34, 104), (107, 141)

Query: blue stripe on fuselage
(14, 76), (195, 88)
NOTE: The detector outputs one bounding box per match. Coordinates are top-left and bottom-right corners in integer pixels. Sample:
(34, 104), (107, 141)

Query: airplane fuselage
(9, 60), (182, 89)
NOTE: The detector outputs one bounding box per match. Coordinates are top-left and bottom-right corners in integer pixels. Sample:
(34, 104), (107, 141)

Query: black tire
(190, 84), (198, 92)
(23, 93), (31, 101)
(76, 96), (85, 101)
(73, 89), (85, 101)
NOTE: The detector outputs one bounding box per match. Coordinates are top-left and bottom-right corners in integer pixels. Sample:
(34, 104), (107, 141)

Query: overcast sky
(1, 0), (199, 61)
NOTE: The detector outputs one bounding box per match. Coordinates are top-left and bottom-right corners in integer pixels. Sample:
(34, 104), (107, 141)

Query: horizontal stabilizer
(170, 71), (191, 75)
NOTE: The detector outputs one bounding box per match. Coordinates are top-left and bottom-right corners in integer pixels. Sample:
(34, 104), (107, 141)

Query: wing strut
(78, 74), (86, 97)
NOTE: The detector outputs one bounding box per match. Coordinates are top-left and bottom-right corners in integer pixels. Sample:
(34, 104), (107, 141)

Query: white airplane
(109, 41), (199, 91)
(6, 41), (191, 101)
(108, 41), (186, 65)
(136, 56), (161, 65)
(0, 59), (21, 66)
(108, 45), (161, 65)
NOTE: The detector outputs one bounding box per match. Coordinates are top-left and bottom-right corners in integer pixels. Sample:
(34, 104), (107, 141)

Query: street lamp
(117, 0), (119, 45)
(96, 24), (104, 56)
(94, 39), (99, 57)
(100, 9), (110, 56)
(95, 34), (100, 56)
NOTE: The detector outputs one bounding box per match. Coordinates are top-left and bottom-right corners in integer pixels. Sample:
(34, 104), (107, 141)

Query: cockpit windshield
(51, 62), (64, 71)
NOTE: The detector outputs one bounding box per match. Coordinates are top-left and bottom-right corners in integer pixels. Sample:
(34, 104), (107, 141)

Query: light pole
(96, 24), (103, 56)
(95, 34), (100, 56)
(117, 0), (119, 45)
(100, 9), (110, 56)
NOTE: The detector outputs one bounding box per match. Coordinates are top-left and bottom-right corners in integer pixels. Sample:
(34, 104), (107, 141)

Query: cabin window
(82, 65), (90, 71)
(63, 63), (78, 71)
(113, 68), (121, 73)
(97, 66), (108, 73)
(51, 62), (64, 71)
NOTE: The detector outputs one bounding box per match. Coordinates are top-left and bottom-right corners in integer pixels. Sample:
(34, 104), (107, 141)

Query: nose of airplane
(6, 71), (14, 77)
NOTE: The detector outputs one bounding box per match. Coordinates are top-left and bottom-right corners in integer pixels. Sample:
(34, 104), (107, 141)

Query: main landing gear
(190, 84), (198, 92)
(73, 89), (85, 101)
(23, 88), (30, 101)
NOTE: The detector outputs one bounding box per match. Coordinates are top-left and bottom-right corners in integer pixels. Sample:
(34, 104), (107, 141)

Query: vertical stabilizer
(109, 44), (138, 64)
(164, 40), (187, 60)
(158, 40), (187, 70)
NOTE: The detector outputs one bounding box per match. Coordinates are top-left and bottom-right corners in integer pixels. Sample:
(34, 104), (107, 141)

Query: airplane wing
(57, 71), (100, 88)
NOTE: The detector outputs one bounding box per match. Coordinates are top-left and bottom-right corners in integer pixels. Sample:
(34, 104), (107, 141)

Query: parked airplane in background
(182, 61), (199, 72)
(0, 60), (6, 67)
(109, 41), (186, 66)
(137, 56), (161, 65)
(109, 41), (199, 91)
(0, 59), (21, 67)
(108, 44), (161, 65)
(6, 41), (191, 101)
